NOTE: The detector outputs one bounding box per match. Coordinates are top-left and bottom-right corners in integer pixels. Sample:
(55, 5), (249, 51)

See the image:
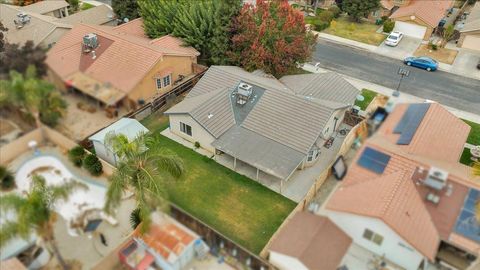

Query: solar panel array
(454, 189), (480, 243)
(357, 147), (391, 174)
(394, 103), (431, 145)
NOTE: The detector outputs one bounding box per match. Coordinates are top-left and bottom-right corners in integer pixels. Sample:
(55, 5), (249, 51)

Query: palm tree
(0, 175), (86, 270)
(104, 132), (184, 231)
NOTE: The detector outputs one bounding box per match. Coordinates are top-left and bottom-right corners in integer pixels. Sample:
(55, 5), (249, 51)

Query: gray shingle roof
(20, 0), (69, 15)
(281, 72), (359, 105)
(56, 4), (114, 25)
(187, 66), (291, 98)
(242, 89), (334, 154)
(212, 126), (305, 180)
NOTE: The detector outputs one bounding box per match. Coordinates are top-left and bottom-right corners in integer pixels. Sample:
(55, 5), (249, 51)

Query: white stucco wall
(322, 108), (347, 139)
(325, 210), (424, 270)
(92, 140), (117, 166)
(168, 114), (216, 153)
(269, 251), (309, 270)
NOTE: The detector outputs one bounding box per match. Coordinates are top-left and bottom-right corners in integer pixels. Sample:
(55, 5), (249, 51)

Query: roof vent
(426, 193), (440, 204)
(236, 82), (253, 106)
(82, 33), (99, 53)
(14, 12), (31, 29)
(423, 167), (449, 191)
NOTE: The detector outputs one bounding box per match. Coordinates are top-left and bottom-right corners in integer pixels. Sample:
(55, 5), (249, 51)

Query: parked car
(404, 56), (439, 71)
(385, 31), (404, 46)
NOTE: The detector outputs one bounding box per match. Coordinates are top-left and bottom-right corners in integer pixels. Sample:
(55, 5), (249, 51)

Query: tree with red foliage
(229, 0), (317, 78)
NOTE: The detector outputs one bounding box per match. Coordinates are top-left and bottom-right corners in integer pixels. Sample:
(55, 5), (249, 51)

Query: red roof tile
(390, 0), (454, 27)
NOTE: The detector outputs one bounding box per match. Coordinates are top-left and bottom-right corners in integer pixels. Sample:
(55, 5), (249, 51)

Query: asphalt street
(312, 40), (480, 115)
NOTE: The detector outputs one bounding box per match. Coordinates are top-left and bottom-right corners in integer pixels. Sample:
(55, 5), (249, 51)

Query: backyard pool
(15, 155), (109, 233)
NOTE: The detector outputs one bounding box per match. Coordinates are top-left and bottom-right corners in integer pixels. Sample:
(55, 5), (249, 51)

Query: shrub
(381, 15), (389, 22)
(68, 146), (86, 167)
(318, 10), (334, 23)
(383, 19), (395, 33)
(428, 41), (438, 51)
(83, 154), (103, 176)
(328, 6), (341, 18)
(129, 208), (142, 230)
(194, 141), (201, 149)
(0, 166), (15, 191)
(314, 20), (331, 31)
(347, 23), (356, 32)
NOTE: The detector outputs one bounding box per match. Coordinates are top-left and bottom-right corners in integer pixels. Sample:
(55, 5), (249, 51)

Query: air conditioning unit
(423, 167), (448, 191)
(14, 12), (31, 29)
(82, 33), (99, 53)
(236, 82), (253, 106)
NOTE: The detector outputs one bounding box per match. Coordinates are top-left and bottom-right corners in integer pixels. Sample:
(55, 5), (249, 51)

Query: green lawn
(462, 119), (480, 145)
(324, 17), (386, 45)
(460, 148), (473, 166)
(354, 88), (377, 111)
(141, 114), (296, 254)
(81, 3), (95, 10)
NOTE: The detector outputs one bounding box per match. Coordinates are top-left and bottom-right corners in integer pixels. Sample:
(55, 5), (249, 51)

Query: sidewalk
(316, 32), (480, 80)
(302, 63), (480, 124)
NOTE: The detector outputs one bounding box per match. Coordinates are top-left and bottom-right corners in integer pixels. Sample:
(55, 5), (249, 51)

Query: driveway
(451, 49), (480, 80)
(375, 36), (422, 60)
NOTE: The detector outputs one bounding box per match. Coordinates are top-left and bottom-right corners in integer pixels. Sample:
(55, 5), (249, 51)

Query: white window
(163, 75), (171, 87)
(156, 78), (162, 89)
(180, 122), (192, 136)
(307, 149), (318, 162)
(363, 229), (384, 246)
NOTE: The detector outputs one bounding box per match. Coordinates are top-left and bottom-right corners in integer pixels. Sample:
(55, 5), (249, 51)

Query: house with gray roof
(165, 66), (359, 183)
(458, 1), (480, 52)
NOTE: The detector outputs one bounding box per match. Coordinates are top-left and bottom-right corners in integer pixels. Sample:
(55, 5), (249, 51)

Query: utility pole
(393, 67), (410, 97)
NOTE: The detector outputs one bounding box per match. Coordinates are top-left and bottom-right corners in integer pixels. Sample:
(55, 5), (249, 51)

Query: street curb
(316, 35), (480, 80)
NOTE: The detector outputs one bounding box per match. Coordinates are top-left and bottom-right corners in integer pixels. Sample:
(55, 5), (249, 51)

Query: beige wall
(47, 68), (68, 92)
(392, 15), (433, 40)
(0, 129), (43, 165)
(168, 114), (216, 153)
(458, 31), (480, 50)
(128, 55), (197, 103)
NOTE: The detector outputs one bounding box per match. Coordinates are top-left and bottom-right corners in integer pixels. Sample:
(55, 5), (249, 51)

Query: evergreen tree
(112, 0), (140, 23)
(0, 41), (47, 77)
(342, 0), (380, 22)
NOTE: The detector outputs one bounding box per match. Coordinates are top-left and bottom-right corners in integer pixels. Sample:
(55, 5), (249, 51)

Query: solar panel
(454, 189), (480, 243)
(357, 147), (391, 174)
(395, 103), (430, 145)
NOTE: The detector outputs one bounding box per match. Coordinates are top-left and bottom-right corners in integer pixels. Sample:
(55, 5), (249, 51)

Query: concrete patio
(161, 124), (352, 202)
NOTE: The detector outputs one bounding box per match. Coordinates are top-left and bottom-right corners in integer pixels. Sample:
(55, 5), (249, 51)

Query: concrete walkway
(315, 31), (480, 80)
(302, 63), (480, 124)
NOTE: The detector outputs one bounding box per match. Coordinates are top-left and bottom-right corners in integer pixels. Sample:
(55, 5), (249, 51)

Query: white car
(385, 31), (404, 46)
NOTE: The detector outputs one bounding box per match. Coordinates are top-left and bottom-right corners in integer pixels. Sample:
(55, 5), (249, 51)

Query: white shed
(89, 118), (149, 166)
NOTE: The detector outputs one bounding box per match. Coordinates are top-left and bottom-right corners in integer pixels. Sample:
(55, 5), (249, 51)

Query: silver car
(385, 31), (404, 46)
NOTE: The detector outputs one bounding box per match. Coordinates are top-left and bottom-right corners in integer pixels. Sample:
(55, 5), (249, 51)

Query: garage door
(393, 21), (427, 39)
(462, 35), (480, 51)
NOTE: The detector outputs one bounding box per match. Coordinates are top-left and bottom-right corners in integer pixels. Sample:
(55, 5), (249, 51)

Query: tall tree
(0, 66), (67, 127)
(112, 0), (140, 23)
(229, 0), (317, 78)
(0, 175), (86, 270)
(139, 0), (242, 65)
(104, 132), (184, 231)
(0, 41), (47, 77)
(342, 0), (380, 22)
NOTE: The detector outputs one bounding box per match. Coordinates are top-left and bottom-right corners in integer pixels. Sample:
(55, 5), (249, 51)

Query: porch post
(233, 157), (237, 170)
(256, 168), (259, 180)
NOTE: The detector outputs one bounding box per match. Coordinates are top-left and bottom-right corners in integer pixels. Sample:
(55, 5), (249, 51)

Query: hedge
(68, 146), (86, 167)
(83, 154), (103, 176)
(383, 19), (395, 33)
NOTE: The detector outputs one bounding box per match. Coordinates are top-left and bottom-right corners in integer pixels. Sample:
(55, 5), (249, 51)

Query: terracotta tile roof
(134, 222), (195, 263)
(114, 18), (148, 39)
(151, 35), (200, 56)
(390, 0), (454, 27)
(326, 103), (480, 260)
(270, 212), (352, 270)
(46, 22), (198, 97)
(381, 0), (395, 10)
(377, 103), (470, 163)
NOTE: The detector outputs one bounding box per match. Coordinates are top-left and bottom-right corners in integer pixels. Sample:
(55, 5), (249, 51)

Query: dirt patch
(0, 118), (16, 136)
(414, 44), (458, 64)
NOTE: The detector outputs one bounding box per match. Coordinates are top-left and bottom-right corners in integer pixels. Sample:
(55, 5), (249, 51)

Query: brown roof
(46, 21), (198, 103)
(114, 18), (148, 39)
(56, 4), (115, 25)
(20, 0), (69, 15)
(326, 103), (480, 260)
(381, 0), (394, 10)
(390, 0), (454, 27)
(377, 103), (471, 163)
(269, 212), (352, 270)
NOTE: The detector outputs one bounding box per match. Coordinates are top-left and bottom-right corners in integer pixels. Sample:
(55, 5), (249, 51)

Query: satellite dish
(356, 94), (365, 101)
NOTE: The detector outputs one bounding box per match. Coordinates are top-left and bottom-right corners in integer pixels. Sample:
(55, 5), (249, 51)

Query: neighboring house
(268, 212), (352, 270)
(1, 3), (116, 47)
(323, 103), (480, 270)
(89, 118), (149, 166)
(368, 0), (395, 22)
(458, 1), (480, 52)
(389, 0), (454, 40)
(19, 0), (69, 18)
(165, 66), (359, 184)
(46, 18), (199, 110)
(118, 213), (209, 270)
(1, 3), (72, 47)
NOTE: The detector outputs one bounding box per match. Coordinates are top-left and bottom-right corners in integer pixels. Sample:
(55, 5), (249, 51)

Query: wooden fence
(259, 121), (361, 258)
